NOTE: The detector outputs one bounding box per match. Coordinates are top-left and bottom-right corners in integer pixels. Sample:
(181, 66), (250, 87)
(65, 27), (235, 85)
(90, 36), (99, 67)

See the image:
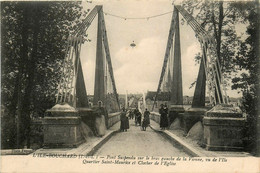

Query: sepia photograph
(1, 0), (259, 172)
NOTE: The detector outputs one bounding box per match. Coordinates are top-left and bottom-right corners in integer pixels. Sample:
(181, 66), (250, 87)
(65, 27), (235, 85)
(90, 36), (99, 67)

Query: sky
(80, 0), (242, 97)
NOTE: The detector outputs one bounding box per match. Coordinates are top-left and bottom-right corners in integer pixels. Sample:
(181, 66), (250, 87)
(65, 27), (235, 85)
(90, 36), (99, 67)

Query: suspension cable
(103, 11), (173, 20)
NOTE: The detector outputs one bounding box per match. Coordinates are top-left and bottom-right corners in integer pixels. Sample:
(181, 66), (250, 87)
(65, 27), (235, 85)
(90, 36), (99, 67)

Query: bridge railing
(150, 112), (160, 124)
(107, 112), (121, 128)
(78, 108), (120, 130)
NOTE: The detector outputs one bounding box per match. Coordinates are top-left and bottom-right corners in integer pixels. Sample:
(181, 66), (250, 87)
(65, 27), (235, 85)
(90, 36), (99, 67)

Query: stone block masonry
(203, 105), (246, 151)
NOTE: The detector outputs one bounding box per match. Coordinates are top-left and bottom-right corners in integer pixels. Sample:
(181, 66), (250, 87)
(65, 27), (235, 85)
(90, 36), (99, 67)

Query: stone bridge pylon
(43, 6), (121, 148)
(151, 5), (245, 151)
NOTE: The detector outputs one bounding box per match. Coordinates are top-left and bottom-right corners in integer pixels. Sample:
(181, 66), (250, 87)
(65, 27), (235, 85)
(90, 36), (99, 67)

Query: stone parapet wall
(150, 112), (160, 124)
(78, 108), (96, 134)
(107, 112), (121, 128)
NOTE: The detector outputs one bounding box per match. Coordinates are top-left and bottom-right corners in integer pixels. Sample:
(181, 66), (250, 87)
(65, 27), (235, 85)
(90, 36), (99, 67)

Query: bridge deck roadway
(94, 119), (189, 156)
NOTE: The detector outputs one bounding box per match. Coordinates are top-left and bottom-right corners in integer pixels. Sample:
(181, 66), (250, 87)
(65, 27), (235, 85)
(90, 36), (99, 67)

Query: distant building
(183, 96), (192, 105)
(228, 97), (242, 107)
(146, 91), (170, 101)
(145, 91), (212, 108)
(128, 95), (140, 108)
(145, 91), (171, 111)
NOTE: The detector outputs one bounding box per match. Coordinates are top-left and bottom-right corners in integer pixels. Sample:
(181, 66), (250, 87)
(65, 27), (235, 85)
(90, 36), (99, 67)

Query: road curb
(1, 149), (34, 155)
(149, 124), (205, 157)
(85, 130), (118, 156)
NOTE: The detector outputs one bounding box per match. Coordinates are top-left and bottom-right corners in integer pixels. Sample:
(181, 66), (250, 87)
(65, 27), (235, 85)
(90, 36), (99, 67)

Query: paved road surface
(94, 119), (189, 156)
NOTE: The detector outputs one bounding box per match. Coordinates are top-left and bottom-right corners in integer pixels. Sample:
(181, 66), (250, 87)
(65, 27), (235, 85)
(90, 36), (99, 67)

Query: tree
(181, 0), (259, 154)
(231, 1), (259, 155)
(181, 0), (246, 83)
(1, 1), (88, 149)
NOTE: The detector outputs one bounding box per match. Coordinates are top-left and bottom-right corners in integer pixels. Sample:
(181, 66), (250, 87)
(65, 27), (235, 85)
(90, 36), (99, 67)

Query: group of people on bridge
(120, 103), (170, 132)
(94, 101), (170, 136)
(120, 107), (151, 131)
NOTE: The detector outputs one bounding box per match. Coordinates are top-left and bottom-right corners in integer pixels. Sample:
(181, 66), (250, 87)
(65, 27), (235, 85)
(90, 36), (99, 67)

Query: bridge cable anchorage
(174, 5), (228, 105)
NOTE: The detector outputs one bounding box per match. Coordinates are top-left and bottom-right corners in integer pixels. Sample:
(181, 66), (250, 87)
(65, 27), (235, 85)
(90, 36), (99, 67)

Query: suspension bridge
(42, 5), (245, 155)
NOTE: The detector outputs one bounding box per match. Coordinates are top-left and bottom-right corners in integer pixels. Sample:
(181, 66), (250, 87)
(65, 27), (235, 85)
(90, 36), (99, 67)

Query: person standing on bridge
(125, 109), (130, 130)
(142, 108), (150, 131)
(129, 109), (134, 119)
(134, 107), (140, 126)
(159, 104), (168, 130)
(95, 101), (106, 136)
(120, 107), (127, 132)
(136, 110), (142, 126)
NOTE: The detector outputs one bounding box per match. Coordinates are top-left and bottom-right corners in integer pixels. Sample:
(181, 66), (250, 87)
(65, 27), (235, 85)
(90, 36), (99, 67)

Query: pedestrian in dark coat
(129, 110), (134, 119)
(125, 110), (130, 129)
(137, 111), (142, 126)
(142, 108), (150, 131)
(159, 104), (168, 130)
(134, 108), (139, 126)
(120, 107), (127, 132)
